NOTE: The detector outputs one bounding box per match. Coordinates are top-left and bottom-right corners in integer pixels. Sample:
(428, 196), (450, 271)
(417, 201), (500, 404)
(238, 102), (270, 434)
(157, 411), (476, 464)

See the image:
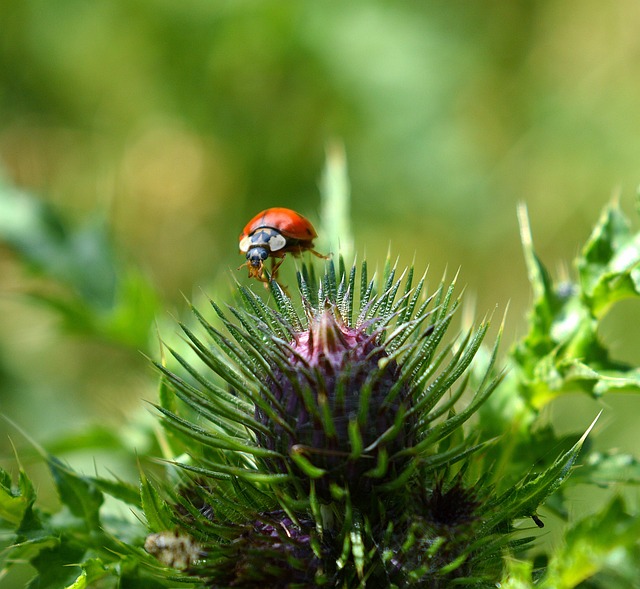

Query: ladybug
(239, 207), (327, 283)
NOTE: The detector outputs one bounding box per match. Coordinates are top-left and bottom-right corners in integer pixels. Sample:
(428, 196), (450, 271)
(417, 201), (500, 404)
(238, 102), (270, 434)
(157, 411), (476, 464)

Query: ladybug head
(247, 247), (269, 268)
(246, 247), (270, 279)
(237, 246), (270, 280)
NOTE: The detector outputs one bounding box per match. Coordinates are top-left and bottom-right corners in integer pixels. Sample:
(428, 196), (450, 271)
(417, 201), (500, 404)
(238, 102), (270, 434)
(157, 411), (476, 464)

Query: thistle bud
(256, 307), (411, 497)
(191, 511), (326, 588)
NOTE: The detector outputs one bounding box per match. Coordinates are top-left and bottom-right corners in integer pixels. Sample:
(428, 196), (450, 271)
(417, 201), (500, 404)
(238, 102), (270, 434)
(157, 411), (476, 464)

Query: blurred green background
(1, 0), (640, 512)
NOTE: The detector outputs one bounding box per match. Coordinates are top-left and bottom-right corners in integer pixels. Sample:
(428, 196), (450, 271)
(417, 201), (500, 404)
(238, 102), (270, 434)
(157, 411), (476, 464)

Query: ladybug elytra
(239, 207), (327, 283)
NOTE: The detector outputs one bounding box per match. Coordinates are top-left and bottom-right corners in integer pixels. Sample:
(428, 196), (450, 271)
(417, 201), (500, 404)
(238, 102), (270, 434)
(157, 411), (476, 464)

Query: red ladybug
(239, 207), (327, 283)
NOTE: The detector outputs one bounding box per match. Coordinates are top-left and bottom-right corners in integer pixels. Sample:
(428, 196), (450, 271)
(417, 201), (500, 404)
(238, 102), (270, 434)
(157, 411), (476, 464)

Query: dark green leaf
(47, 457), (103, 530)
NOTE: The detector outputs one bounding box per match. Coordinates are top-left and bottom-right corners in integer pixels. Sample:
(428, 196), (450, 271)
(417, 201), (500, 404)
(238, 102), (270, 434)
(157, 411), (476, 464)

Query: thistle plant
(145, 258), (585, 588)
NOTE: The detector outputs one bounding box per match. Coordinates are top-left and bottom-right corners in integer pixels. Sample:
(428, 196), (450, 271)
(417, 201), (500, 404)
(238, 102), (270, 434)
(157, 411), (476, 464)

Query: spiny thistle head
(257, 305), (411, 497)
(147, 257), (543, 587)
(425, 479), (480, 528)
(194, 510), (325, 588)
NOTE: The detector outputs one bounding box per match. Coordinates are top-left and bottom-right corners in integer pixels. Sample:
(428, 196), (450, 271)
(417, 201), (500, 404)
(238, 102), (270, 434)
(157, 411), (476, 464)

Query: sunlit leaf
(0, 466), (36, 528)
(508, 202), (640, 423)
(539, 497), (640, 589)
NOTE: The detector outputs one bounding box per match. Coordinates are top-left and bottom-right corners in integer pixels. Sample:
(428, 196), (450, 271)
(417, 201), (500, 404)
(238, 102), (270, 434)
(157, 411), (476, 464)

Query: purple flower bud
(257, 308), (411, 497)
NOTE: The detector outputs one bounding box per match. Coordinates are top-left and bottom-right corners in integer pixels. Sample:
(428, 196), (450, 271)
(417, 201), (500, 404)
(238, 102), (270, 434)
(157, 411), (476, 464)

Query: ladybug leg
(261, 256), (290, 295)
(308, 248), (330, 260)
(270, 255), (286, 280)
(256, 263), (270, 284)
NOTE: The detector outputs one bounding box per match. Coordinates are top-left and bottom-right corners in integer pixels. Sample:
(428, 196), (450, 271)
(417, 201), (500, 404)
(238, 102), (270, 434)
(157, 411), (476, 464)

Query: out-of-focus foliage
(2, 1), (640, 306)
(0, 176), (159, 350)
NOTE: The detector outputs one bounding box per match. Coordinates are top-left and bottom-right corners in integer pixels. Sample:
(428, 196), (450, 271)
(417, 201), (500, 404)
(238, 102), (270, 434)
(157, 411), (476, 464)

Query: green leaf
(47, 457), (103, 530)
(27, 542), (85, 589)
(63, 557), (116, 589)
(569, 450), (640, 488)
(0, 180), (116, 307)
(0, 466), (36, 528)
(89, 475), (142, 508)
(42, 425), (130, 456)
(508, 201), (640, 423)
(484, 415), (598, 531)
(64, 570), (89, 589)
(578, 201), (640, 317)
(539, 496), (640, 589)
(500, 558), (535, 589)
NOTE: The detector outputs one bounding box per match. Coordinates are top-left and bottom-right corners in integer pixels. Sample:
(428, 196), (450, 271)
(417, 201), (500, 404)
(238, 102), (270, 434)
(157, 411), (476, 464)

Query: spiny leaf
(47, 456), (103, 530)
(88, 474), (141, 508)
(509, 200), (640, 420)
(140, 471), (174, 533)
(154, 404), (282, 459)
(484, 414), (599, 531)
(170, 460), (291, 485)
(0, 465), (36, 528)
(156, 357), (256, 425)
